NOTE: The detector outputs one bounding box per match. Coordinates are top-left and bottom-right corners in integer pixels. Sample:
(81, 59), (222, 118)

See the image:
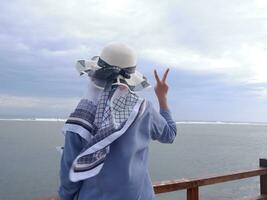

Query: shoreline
(0, 118), (266, 125)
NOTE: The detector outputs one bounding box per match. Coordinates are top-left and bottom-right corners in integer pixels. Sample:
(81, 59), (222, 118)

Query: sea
(0, 119), (266, 200)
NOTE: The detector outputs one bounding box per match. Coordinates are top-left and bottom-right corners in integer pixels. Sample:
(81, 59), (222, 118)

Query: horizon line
(0, 118), (267, 125)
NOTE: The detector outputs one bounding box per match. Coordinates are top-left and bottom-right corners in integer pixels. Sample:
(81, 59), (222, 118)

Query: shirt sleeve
(58, 131), (86, 200)
(150, 105), (177, 143)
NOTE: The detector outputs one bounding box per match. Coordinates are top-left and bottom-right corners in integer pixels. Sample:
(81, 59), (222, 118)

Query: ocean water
(0, 120), (266, 200)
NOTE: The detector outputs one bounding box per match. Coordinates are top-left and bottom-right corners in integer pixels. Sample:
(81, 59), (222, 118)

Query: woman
(58, 42), (177, 200)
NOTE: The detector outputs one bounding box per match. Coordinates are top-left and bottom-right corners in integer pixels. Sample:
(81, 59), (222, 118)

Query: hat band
(97, 57), (136, 74)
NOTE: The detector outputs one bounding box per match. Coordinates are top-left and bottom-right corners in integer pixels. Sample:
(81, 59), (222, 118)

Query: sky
(1, 0), (267, 122)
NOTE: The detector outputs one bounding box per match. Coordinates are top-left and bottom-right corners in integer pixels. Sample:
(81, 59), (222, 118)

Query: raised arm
(150, 68), (177, 143)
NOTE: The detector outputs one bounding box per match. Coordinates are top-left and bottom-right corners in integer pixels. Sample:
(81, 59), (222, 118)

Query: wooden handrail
(153, 167), (267, 193)
(153, 158), (267, 200)
(33, 159), (267, 200)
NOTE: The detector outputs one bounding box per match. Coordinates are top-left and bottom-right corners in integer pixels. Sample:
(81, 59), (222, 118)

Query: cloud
(0, 94), (79, 109)
(1, 0), (267, 84)
(0, 94), (80, 117)
(1, 0), (267, 120)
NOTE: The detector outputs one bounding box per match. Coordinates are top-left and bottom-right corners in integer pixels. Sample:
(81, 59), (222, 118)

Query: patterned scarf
(62, 83), (144, 182)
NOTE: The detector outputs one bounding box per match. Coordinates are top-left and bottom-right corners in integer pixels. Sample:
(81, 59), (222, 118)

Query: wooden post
(260, 158), (267, 195)
(187, 187), (199, 200)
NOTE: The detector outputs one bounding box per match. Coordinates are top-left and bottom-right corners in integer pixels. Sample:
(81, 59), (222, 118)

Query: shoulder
(64, 131), (87, 145)
(137, 99), (159, 120)
(139, 99), (152, 114)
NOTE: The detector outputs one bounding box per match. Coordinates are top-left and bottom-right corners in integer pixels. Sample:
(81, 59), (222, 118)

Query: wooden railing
(153, 158), (267, 200)
(34, 158), (267, 200)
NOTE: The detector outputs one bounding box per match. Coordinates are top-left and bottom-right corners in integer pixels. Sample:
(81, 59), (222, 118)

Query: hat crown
(100, 42), (137, 68)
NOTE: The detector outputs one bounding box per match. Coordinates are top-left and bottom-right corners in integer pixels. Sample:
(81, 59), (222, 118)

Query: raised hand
(154, 68), (170, 109)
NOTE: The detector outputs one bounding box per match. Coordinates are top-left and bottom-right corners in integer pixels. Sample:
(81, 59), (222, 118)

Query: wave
(0, 118), (67, 122)
(0, 118), (266, 125)
(176, 121), (267, 125)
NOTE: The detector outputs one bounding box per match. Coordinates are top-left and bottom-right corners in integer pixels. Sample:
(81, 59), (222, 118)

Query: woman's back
(60, 101), (176, 200)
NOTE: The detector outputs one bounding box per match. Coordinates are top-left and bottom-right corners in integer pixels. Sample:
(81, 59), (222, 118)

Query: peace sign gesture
(154, 68), (170, 109)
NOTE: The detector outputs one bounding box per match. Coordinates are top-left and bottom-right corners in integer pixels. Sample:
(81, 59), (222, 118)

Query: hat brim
(76, 57), (150, 91)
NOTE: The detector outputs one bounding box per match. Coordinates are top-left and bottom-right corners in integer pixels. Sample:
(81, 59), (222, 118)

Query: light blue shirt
(59, 101), (177, 200)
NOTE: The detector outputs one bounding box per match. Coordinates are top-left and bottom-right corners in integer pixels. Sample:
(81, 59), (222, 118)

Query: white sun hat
(75, 42), (150, 91)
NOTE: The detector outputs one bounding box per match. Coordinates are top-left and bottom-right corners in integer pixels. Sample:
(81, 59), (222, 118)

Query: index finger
(154, 69), (161, 83)
(162, 68), (170, 83)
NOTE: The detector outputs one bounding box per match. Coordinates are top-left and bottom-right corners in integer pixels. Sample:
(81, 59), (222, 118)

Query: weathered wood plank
(243, 195), (267, 200)
(260, 159), (267, 195)
(153, 167), (267, 194)
(187, 187), (199, 200)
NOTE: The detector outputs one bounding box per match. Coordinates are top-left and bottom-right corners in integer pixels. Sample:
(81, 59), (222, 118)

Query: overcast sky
(1, 0), (267, 122)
